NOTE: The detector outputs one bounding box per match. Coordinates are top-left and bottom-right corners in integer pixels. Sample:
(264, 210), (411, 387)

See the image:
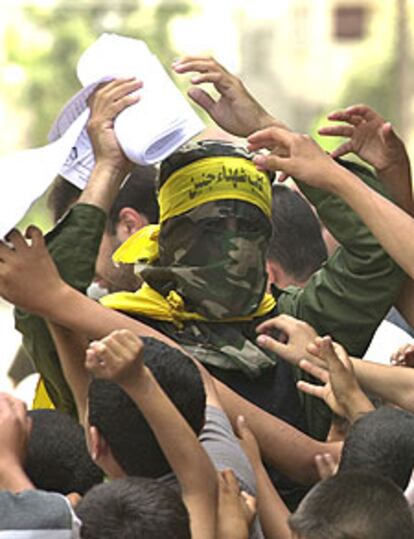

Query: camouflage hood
(139, 198), (271, 319)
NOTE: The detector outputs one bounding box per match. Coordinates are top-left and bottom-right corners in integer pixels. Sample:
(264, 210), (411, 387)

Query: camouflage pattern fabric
(132, 139), (278, 375)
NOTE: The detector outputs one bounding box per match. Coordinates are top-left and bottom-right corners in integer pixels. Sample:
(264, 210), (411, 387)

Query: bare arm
(236, 416), (291, 539)
(350, 356), (414, 412)
(47, 322), (90, 424)
(213, 376), (339, 485)
(86, 330), (218, 539)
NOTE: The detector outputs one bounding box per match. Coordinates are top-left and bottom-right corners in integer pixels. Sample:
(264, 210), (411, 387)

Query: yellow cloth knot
(166, 290), (185, 312)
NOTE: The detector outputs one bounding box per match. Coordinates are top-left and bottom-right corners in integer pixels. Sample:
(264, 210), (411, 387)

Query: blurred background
(0, 0), (413, 393)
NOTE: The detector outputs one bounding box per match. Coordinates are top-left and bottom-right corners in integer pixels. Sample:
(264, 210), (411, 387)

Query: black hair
(47, 176), (82, 223)
(88, 337), (206, 478)
(25, 409), (103, 495)
(289, 471), (414, 539)
(107, 165), (159, 232)
(76, 477), (191, 539)
(339, 406), (414, 490)
(268, 184), (327, 283)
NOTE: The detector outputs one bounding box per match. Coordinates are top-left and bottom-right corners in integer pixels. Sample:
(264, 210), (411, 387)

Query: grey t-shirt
(0, 489), (81, 538)
(161, 405), (264, 539)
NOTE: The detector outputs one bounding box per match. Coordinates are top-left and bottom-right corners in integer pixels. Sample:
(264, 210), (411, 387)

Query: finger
(110, 329), (144, 360)
(256, 333), (288, 355)
(189, 72), (223, 85)
(256, 314), (297, 335)
(252, 153), (288, 172)
(5, 229), (27, 250)
(324, 112), (364, 126)
(382, 122), (398, 144)
(241, 491), (257, 515)
(94, 78), (141, 100)
(221, 468), (240, 493)
(315, 453), (337, 480)
(298, 359), (329, 382)
(343, 104), (378, 121)
(187, 87), (217, 114)
(99, 334), (131, 361)
(329, 141), (353, 159)
(278, 172), (290, 182)
(173, 58), (225, 74)
(318, 125), (354, 137)
(248, 126), (292, 146)
(235, 414), (248, 438)
(297, 380), (325, 399)
(105, 93), (141, 118)
(317, 336), (347, 374)
(25, 226), (45, 249)
(0, 240), (15, 262)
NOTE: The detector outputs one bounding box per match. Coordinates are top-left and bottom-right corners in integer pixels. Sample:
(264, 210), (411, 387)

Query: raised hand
(172, 56), (281, 137)
(318, 104), (407, 173)
(0, 227), (62, 313)
(256, 314), (321, 367)
(85, 329), (145, 386)
(87, 78), (142, 175)
(297, 336), (374, 422)
(247, 126), (338, 188)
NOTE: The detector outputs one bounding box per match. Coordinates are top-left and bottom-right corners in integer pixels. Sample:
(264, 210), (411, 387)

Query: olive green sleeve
(277, 159), (405, 358)
(14, 204), (106, 415)
(275, 160), (405, 440)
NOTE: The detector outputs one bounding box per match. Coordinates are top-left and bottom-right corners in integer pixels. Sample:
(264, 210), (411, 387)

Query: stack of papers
(0, 33), (204, 236)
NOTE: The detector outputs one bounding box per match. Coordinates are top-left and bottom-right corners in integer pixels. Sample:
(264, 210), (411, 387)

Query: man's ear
(88, 425), (110, 462)
(116, 207), (148, 240)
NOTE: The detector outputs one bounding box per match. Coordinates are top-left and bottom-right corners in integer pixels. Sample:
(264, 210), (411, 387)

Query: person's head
(25, 409), (103, 495)
(339, 406), (414, 490)
(267, 184), (327, 288)
(131, 139), (274, 319)
(47, 175), (82, 223)
(289, 471), (414, 539)
(93, 165), (159, 295)
(86, 337), (205, 478)
(47, 168), (159, 296)
(76, 477), (191, 539)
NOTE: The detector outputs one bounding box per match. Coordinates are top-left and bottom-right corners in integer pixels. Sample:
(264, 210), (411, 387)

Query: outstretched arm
(248, 126), (414, 279)
(85, 330), (218, 539)
(212, 374), (340, 485)
(173, 55), (287, 137)
(236, 416), (291, 539)
(1, 228), (180, 345)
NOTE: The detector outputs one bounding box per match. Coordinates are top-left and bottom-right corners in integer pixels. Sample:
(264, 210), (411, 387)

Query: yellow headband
(159, 156), (272, 223)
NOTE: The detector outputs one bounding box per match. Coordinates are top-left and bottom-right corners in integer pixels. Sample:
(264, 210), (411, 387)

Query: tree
(6, 0), (191, 146)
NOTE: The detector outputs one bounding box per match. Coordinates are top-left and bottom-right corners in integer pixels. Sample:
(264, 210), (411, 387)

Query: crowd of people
(1, 53), (414, 538)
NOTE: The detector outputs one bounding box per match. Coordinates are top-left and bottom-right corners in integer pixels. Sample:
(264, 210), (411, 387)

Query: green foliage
(6, 0), (191, 146)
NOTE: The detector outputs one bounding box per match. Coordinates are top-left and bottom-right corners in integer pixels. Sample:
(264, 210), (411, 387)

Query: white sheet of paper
(0, 34), (204, 236)
(0, 110), (88, 238)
